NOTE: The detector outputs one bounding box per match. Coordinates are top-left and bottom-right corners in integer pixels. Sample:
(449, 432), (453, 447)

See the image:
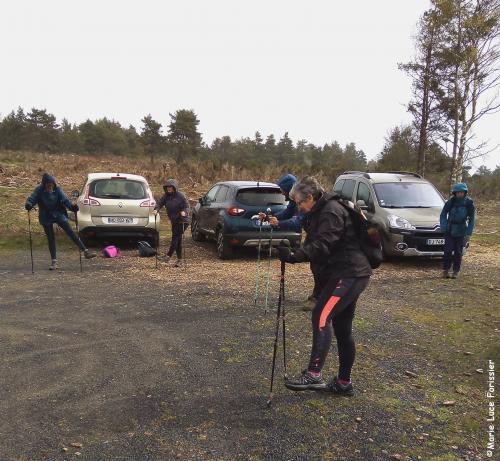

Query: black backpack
(137, 240), (157, 257)
(337, 198), (383, 269)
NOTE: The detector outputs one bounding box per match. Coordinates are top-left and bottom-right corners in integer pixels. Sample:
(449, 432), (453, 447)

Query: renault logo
(118, 202), (123, 208)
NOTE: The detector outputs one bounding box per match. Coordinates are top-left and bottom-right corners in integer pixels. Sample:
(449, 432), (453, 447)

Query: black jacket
(154, 179), (190, 225)
(294, 192), (372, 280)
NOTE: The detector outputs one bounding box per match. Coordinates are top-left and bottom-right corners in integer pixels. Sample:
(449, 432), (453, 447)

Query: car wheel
(191, 217), (206, 242)
(216, 229), (233, 260)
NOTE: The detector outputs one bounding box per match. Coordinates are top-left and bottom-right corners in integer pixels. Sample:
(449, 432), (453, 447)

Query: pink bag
(102, 245), (121, 258)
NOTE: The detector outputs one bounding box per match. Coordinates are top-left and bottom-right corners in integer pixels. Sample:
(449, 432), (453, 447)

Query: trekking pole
(182, 222), (187, 270)
(27, 210), (34, 275)
(263, 208), (274, 314)
(279, 254), (288, 379)
(75, 210), (83, 273)
(155, 212), (158, 269)
(266, 256), (287, 407)
(253, 218), (263, 305)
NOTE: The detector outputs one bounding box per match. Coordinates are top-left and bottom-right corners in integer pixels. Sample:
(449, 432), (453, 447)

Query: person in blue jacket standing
(439, 182), (475, 279)
(25, 173), (96, 270)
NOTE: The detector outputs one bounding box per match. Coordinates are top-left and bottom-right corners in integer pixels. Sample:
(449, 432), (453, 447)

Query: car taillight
(83, 198), (101, 206)
(227, 206), (245, 216)
(140, 200), (155, 207)
(83, 184), (101, 205)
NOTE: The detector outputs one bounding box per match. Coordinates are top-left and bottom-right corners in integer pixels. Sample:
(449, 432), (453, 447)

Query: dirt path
(1, 240), (498, 461)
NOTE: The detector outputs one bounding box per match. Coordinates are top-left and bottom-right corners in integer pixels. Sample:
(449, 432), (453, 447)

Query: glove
(464, 235), (470, 248)
(72, 204), (79, 212)
(278, 241), (296, 263)
(25, 203), (33, 211)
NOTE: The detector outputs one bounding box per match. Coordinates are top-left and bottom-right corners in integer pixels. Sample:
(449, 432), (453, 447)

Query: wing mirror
(71, 190), (80, 199)
(356, 200), (368, 210)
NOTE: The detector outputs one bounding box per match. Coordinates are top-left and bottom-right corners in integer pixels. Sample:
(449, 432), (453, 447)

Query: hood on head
(452, 182), (468, 195)
(277, 174), (297, 194)
(41, 173), (57, 187)
(163, 179), (178, 193)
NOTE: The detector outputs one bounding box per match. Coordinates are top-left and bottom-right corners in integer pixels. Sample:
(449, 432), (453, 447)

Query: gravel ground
(1, 239), (498, 461)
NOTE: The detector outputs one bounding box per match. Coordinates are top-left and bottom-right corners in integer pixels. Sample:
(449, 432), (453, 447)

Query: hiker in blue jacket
(154, 179), (190, 267)
(25, 173), (96, 270)
(439, 182), (475, 279)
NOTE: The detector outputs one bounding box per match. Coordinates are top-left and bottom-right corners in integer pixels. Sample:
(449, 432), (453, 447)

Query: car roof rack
(386, 171), (422, 178)
(342, 171), (371, 179)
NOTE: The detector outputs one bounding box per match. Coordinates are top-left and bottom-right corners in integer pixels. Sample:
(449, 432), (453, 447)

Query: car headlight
(388, 214), (415, 230)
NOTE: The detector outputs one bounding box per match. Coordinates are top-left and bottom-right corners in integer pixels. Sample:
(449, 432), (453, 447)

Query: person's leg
(167, 223), (179, 258)
(452, 236), (465, 275)
(175, 223), (185, 259)
(332, 303), (356, 382)
(42, 223), (57, 261)
(57, 219), (86, 251)
(442, 234), (454, 275)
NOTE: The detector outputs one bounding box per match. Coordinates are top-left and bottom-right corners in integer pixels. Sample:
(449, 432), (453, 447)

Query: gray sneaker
(285, 370), (326, 391)
(303, 295), (317, 311)
(442, 270), (450, 279)
(451, 271), (459, 279)
(174, 259), (184, 268)
(49, 260), (58, 270)
(84, 249), (96, 259)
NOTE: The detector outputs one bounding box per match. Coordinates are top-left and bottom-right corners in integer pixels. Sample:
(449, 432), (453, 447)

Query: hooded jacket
(293, 192), (372, 281)
(440, 183), (475, 237)
(273, 174), (303, 232)
(155, 179), (190, 224)
(25, 173), (75, 226)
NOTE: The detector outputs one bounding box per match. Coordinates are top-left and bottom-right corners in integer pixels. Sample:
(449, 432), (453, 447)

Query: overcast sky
(1, 0), (498, 169)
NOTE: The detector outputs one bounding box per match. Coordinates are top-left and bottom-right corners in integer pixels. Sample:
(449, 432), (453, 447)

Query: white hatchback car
(71, 173), (160, 244)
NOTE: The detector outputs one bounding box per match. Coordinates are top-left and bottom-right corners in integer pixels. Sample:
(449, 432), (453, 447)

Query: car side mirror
(356, 200), (368, 210)
(71, 190), (80, 199)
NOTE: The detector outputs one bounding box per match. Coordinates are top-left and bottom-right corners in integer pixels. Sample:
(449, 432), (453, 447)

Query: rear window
(90, 179), (147, 200)
(236, 188), (286, 206)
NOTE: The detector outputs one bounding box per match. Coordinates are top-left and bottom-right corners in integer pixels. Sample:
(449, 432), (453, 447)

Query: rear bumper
(224, 231), (301, 247)
(79, 226), (158, 239)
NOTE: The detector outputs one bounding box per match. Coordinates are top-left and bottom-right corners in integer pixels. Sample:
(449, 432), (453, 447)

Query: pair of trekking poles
(251, 209), (288, 406)
(27, 207), (83, 274)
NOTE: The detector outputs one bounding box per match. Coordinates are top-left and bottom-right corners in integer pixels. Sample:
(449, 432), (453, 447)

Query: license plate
(427, 238), (444, 245)
(107, 217), (133, 224)
(255, 220), (270, 227)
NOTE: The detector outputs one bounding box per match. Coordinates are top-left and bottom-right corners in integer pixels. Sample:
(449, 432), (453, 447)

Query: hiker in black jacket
(154, 179), (190, 267)
(277, 176), (372, 395)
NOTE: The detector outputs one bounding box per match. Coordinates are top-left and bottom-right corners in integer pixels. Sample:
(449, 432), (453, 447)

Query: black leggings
(43, 219), (86, 260)
(308, 276), (370, 381)
(167, 222), (187, 258)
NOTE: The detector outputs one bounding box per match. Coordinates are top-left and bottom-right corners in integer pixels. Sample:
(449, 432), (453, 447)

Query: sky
(1, 0), (498, 170)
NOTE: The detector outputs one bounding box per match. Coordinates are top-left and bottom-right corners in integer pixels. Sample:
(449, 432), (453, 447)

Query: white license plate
(255, 220), (270, 227)
(427, 238), (444, 245)
(107, 217), (134, 224)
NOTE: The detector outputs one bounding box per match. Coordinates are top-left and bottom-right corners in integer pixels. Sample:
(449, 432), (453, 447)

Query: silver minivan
(71, 173), (159, 244)
(333, 171), (445, 257)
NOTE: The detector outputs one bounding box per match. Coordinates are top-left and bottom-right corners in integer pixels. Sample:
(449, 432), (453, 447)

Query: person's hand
(153, 209), (159, 216)
(269, 216), (279, 227)
(180, 211), (187, 217)
(72, 204), (79, 212)
(278, 242), (295, 263)
(25, 203), (33, 211)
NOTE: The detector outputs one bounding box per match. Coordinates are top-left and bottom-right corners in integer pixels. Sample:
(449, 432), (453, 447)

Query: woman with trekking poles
(25, 173), (96, 270)
(277, 176), (372, 396)
(153, 179), (190, 268)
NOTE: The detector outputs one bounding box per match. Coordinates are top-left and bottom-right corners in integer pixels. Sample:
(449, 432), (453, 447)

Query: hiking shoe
(303, 295), (317, 311)
(451, 271), (459, 279)
(84, 249), (96, 259)
(324, 377), (355, 396)
(49, 260), (58, 270)
(442, 270), (450, 279)
(159, 255), (171, 263)
(284, 370), (326, 391)
(174, 259), (184, 268)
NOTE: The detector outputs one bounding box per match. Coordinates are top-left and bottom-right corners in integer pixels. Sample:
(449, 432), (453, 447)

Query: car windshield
(373, 182), (444, 208)
(90, 179), (147, 200)
(236, 188), (286, 206)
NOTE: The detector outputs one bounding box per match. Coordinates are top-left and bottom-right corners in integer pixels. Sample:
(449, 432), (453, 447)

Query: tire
(191, 217), (206, 242)
(216, 229), (233, 260)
